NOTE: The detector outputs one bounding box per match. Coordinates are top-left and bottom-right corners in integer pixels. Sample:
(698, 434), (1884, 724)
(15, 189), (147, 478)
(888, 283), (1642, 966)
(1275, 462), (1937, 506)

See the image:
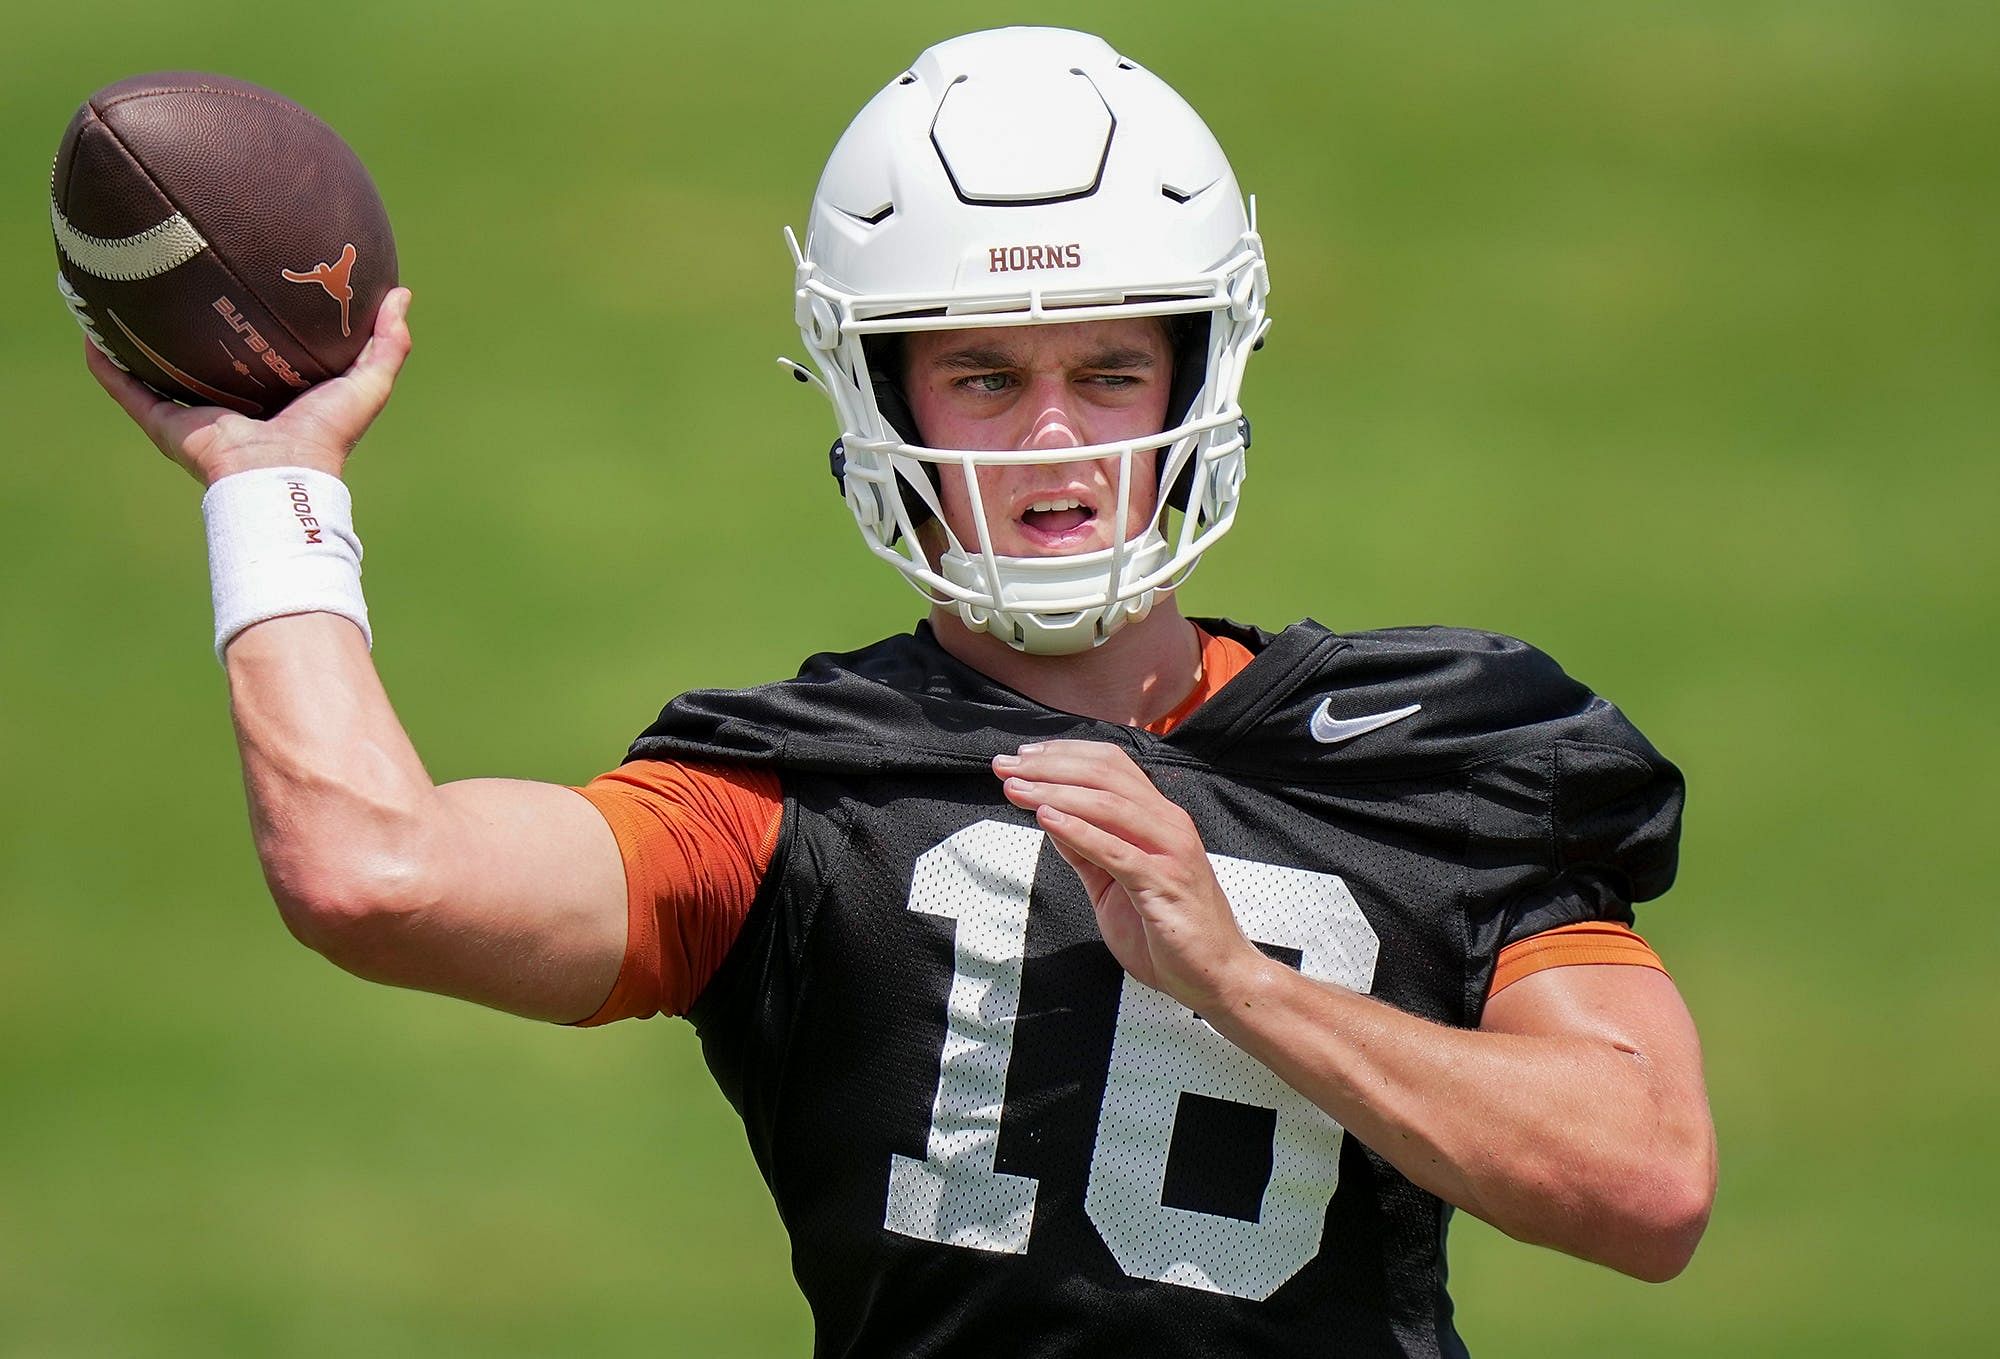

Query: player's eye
(954, 372), (1013, 394)
(1083, 372), (1148, 395)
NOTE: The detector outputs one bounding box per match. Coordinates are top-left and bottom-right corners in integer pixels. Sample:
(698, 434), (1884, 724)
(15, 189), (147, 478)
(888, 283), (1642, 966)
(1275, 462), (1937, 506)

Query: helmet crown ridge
(930, 64), (1113, 204)
(807, 27), (1243, 299)
(791, 27), (1269, 656)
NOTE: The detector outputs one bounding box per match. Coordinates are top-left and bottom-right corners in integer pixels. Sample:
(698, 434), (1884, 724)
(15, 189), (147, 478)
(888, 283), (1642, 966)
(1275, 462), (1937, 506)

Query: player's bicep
(1480, 964), (1707, 1109)
(401, 777), (628, 1022)
(1481, 956), (1690, 1041)
(1481, 963), (1717, 1222)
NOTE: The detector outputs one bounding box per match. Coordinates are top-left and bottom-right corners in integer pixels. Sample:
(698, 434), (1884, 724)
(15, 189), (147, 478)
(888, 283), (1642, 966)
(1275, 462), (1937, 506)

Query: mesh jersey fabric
(574, 629), (1664, 1024)
(590, 619), (1681, 1357)
(574, 625), (1255, 1023)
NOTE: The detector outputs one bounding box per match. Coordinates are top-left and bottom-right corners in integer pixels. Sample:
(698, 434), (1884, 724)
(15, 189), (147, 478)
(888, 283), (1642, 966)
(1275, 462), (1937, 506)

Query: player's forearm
(82, 292), (620, 1011)
(1204, 958), (1712, 1280)
(222, 612), (628, 1021)
(224, 610), (441, 942)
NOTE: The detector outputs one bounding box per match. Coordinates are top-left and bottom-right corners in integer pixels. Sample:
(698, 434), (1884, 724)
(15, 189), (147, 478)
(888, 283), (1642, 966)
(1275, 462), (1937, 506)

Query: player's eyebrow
(925, 344), (1159, 372)
(1075, 346), (1158, 370)
(929, 345), (1021, 372)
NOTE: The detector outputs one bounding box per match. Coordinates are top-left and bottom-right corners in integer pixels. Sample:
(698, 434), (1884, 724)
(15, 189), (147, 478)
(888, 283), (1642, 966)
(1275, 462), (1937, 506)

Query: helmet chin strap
(937, 528), (1175, 655)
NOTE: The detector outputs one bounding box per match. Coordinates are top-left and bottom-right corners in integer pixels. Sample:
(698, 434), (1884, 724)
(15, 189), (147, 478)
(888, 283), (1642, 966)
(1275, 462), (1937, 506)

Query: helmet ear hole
(863, 333), (916, 438)
(890, 467), (939, 543)
(1164, 313), (1209, 428)
(856, 333), (940, 536)
(1164, 313), (1210, 511)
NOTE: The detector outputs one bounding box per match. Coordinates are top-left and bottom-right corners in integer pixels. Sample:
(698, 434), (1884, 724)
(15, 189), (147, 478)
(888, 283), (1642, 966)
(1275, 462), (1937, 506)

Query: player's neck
(929, 600), (1203, 729)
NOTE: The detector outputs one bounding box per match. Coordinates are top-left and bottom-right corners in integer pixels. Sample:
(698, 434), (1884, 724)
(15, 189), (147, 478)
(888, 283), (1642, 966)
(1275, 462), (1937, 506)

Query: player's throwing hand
(86, 286), (413, 488)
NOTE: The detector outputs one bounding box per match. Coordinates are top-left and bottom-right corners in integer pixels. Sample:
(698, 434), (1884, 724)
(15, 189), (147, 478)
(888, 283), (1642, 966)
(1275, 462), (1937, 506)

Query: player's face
(903, 318), (1173, 558)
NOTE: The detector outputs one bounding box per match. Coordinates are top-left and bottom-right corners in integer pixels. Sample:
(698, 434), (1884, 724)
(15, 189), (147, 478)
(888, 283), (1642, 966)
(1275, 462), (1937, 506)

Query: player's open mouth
(1015, 493), (1100, 551)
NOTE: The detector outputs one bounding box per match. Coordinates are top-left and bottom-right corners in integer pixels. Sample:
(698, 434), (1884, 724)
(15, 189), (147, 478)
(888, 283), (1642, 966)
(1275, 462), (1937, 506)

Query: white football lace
(54, 270), (129, 370)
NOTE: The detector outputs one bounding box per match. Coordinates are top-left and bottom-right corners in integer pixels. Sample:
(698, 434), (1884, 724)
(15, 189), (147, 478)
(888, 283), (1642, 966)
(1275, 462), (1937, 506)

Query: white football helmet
(785, 27), (1269, 654)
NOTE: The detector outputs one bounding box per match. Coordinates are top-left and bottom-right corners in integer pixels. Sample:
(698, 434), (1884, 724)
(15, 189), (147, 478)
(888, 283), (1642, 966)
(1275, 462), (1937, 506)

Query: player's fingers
(84, 339), (232, 463)
(336, 287), (413, 417)
(356, 287), (413, 377)
(277, 288), (411, 452)
(85, 341), (173, 442)
(996, 744), (1201, 860)
(993, 740), (1154, 798)
(1000, 777), (1169, 855)
(1040, 828), (1117, 904)
(1034, 802), (1149, 882)
(1002, 738), (1137, 767)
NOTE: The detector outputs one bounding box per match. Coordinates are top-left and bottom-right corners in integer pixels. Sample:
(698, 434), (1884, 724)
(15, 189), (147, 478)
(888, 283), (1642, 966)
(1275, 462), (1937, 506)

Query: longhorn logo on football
(281, 243), (359, 336)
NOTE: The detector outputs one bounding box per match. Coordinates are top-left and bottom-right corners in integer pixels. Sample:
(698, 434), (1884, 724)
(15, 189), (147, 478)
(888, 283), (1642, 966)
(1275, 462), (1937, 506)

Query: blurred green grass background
(3, 2), (1996, 1354)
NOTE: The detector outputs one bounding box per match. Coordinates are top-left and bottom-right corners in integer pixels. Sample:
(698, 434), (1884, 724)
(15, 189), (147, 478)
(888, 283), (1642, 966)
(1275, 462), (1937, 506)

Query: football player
(88, 27), (1715, 1358)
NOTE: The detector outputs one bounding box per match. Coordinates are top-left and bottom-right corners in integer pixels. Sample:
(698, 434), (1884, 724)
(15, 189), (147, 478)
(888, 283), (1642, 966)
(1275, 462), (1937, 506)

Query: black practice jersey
(623, 619), (1683, 1358)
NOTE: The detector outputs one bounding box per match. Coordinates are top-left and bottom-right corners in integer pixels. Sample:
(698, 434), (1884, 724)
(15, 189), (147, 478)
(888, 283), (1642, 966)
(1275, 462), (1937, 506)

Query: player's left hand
(995, 740), (1266, 1013)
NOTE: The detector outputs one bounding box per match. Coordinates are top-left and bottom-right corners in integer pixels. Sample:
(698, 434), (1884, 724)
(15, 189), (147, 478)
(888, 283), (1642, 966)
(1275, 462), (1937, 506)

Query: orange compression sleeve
(1489, 920), (1668, 999)
(570, 760), (783, 1024)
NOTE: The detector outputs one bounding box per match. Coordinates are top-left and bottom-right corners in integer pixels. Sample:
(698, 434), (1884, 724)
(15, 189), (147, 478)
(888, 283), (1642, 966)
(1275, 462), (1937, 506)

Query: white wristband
(203, 466), (371, 660)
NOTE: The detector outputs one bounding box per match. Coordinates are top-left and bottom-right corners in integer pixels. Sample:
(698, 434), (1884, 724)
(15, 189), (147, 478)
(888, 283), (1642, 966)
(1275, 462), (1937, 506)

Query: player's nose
(1022, 404), (1084, 451)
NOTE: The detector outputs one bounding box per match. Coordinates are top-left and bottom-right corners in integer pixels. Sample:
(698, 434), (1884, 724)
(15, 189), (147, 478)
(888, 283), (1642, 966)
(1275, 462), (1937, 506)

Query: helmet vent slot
(1160, 176), (1218, 205)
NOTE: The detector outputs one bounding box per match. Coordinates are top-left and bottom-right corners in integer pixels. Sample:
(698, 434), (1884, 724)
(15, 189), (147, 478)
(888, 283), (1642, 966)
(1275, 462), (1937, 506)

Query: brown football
(51, 72), (396, 417)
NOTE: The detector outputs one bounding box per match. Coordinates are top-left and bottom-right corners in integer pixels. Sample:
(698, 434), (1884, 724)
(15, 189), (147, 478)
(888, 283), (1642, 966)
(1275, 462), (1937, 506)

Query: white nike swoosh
(1309, 700), (1421, 746)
